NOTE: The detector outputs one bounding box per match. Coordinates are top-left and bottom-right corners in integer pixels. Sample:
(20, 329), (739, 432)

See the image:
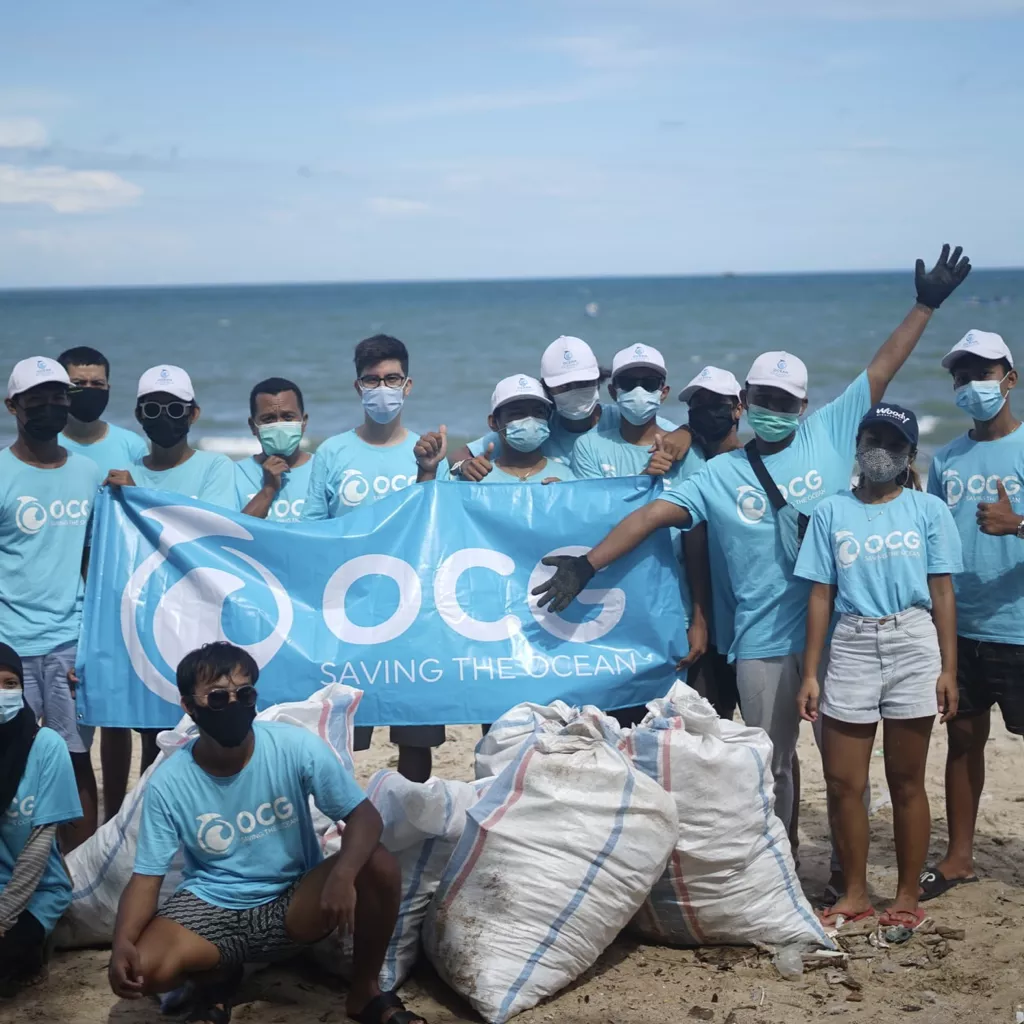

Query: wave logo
(634, 344), (646, 358)
(122, 506), (293, 705)
(775, 359), (788, 374)
(835, 530), (861, 567)
(15, 496), (47, 535)
(340, 469), (370, 507)
(159, 368), (171, 381)
(196, 813), (236, 855)
(736, 485), (768, 523)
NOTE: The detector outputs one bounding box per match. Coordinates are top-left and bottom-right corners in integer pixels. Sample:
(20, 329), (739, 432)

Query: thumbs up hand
(976, 478), (1022, 536)
(643, 433), (675, 476)
(414, 425), (448, 479)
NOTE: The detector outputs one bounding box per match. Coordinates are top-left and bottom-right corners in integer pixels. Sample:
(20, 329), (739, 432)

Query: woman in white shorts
(795, 403), (961, 932)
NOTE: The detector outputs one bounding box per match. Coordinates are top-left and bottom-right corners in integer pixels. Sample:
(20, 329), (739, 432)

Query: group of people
(2, 243), (1022, 1022)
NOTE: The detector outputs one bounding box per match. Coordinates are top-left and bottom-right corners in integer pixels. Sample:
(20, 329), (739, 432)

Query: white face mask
(553, 385), (599, 421)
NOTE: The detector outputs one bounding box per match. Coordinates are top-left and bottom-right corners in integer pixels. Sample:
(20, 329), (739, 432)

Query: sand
(4, 719), (1024, 1024)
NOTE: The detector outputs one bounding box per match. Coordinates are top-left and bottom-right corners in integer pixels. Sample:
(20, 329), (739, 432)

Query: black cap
(0, 642), (23, 683)
(858, 403), (919, 447)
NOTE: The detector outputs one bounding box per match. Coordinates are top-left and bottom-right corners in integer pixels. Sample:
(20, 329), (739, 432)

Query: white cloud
(366, 196), (431, 216)
(0, 117), (48, 149)
(539, 33), (674, 70)
(0, 165), (142, 213)
(356, 83), (601, 122)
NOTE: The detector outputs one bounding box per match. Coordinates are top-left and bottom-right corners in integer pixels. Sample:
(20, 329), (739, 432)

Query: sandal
(350, 991), (427, 1024)
(816, 906), (876, 928)
(879, 907), (928, 931)
(919, 866), (978, 902)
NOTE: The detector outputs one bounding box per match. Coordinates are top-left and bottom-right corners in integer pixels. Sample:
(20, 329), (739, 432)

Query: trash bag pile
(55, 681), (830, 1024)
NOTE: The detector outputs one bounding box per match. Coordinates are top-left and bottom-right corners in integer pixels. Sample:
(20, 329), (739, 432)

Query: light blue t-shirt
(234, 456), (315, 523)
(471, 459), (578, 484)
(134, 721), (366, 910)
(468, 405), (678, 466)
(795, 489), (963, 618)
(303, 428), (450, 520)
(131, 449), (238, 509)
(0, 448), (102, 656)
(0, 727), (83, 934)
(928, 423), (1024, 645)
(662, 372), (873, 662)
(60, 423), (148, 478)
(571, 422), (700, 485)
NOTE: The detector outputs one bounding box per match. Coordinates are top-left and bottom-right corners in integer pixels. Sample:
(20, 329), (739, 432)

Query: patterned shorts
(158, 883), (305, 967)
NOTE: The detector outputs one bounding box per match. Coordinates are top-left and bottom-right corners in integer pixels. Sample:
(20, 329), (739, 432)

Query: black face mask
(189, 700), (256, 748)
(143, 413), (191, 449)
(23, 403), (70, 441)
(69, 388), (110, 423)
(688, 404), (736, 444)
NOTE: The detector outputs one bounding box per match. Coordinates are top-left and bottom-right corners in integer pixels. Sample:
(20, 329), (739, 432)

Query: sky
(1, 1), (1023, 288)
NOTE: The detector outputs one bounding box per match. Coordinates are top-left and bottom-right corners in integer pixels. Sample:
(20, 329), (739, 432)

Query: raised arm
(865, 244), (971, 405)
(532, 498), (691, 613)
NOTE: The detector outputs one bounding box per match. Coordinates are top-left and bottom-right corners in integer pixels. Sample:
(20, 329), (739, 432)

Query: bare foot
(818, 893), (874, 923)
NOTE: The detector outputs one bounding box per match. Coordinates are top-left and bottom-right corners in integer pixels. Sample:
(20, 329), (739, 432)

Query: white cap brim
(543, 365), (600, 388)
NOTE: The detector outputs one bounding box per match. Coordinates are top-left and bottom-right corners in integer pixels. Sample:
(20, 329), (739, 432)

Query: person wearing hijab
(0, 642), (83, 997)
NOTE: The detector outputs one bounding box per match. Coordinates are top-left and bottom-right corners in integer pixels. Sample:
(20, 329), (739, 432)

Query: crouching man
(107, 641), (426, 1024)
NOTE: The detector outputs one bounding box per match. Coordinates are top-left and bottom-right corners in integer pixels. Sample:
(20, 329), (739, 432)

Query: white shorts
(822, 607), (940, 724)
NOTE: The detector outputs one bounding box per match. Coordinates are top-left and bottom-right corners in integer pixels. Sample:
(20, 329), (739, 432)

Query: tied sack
(474, 700), (576, 780)
(55, 683), (361, 949)
(624, 681), (831, 950)
(425, 719), (678, 1024)
(314, 770), (488, 990)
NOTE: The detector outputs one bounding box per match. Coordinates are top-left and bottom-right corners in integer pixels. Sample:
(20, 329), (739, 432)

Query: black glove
(531, 554), (596, 613)
(915, 243), (971, 309)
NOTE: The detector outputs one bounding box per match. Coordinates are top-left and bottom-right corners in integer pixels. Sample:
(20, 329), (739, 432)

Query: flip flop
(816, 906), (876, 928)
(879, 907), (928, 931)
(918, 866), (979, 902)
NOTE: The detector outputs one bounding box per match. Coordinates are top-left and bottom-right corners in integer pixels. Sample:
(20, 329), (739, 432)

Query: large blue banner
(77, 479), (688, 729)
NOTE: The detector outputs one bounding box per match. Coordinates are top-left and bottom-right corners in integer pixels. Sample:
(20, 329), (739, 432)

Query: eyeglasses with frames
(358, 374), (407, 390)
(198, 684), (258, 711)
(138, 400), (192, 420)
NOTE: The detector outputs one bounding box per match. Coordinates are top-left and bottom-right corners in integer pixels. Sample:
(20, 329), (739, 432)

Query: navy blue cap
(858, 403), (918, 446)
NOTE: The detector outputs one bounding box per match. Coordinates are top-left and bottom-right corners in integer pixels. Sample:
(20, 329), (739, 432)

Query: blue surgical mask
(504, 416), (551, 453)
(955, 377), (1008, 423)
(361, 385), (405, 425)
(616, 386), (663, 426)
(746, 405), (801, 442)
(257, 422), (303, 457)
(0, 690), (23, 724)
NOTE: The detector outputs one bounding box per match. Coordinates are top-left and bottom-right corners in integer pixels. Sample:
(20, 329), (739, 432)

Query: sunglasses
(138, 400), (192, 420)
(199, 684), (258, 711)
(615, 375), (665, 392)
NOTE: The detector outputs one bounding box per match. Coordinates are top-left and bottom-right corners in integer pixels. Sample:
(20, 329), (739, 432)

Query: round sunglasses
(138, 400), (192, 420)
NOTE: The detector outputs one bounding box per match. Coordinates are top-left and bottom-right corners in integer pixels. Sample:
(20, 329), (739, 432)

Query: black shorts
(352, 725), (447, 752)
(686, 645), (739, 721)
(956, 636), (1024, 734)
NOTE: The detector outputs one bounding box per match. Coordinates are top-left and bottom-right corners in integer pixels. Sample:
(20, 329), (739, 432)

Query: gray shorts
(823, 608), (940, 724)
(21, 642), (94, 754)
(158, 883), (305, 967)
(353, 724), (446, 752)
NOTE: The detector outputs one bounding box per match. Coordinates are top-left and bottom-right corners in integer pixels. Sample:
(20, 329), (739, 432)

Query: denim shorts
(21, 642), (94, 754)
(822, 607), (940, 724)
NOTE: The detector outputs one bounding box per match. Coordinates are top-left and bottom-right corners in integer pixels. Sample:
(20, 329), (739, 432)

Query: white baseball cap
(137, 364), (195, 402)
(745, 350), (809, 401)
(540, 336), (600, 388)
(941, 329), (1014, 370)
(490, 374), (552, 415)
(678, 365), (742, 403)
(611, 343), (667, 378)
(7, 356), (71, 399)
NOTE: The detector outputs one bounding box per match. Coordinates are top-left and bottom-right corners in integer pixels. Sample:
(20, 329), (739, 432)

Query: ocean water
(1, 271), (1020, 453)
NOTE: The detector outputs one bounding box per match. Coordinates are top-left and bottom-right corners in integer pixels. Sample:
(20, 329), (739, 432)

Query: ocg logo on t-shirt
(14, 495), (90, 535)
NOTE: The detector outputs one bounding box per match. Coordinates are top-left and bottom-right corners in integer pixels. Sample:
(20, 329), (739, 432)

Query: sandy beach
(6, 718), (1024, 1024)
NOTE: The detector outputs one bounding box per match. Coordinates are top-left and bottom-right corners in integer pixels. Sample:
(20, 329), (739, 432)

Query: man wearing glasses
(303, 335), (449, 782)
(101, 365), (238, 794)
(104, 364), (236, 508)
(109, 642), (424, 1024)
